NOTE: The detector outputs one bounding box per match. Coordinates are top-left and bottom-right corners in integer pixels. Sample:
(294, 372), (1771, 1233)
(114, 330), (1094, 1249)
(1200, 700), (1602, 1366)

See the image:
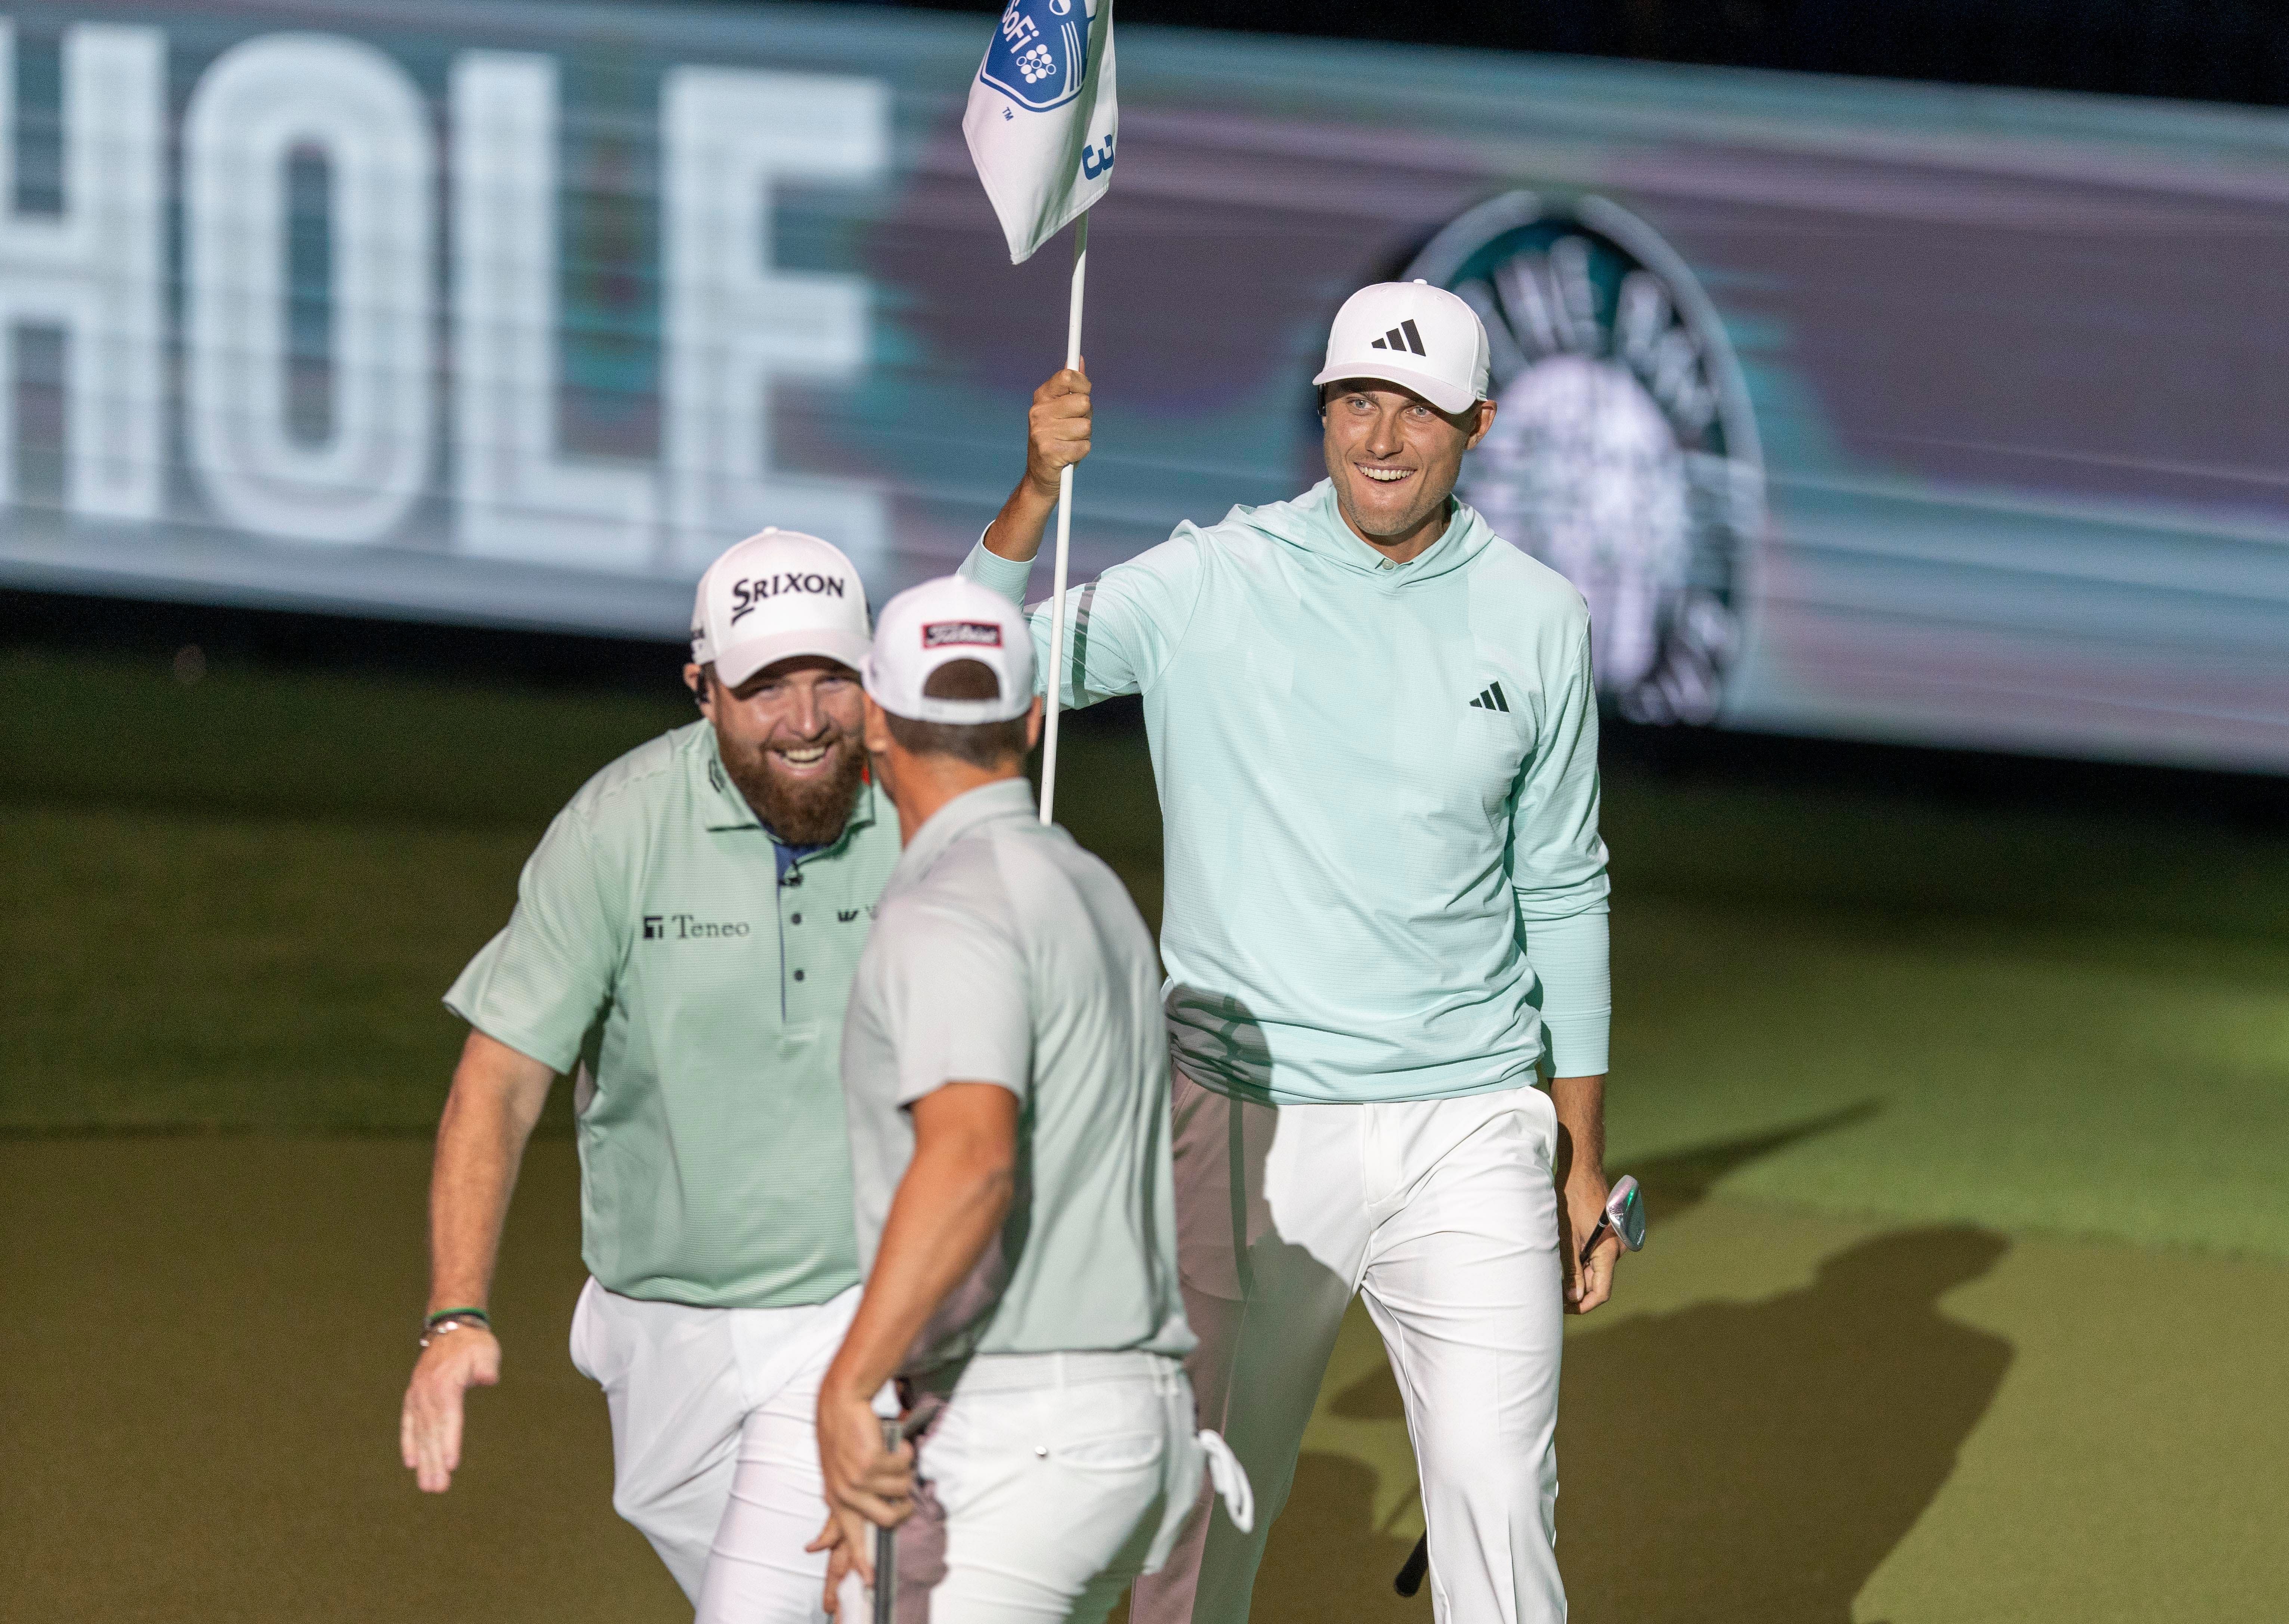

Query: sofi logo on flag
(981, 0), (1090, 112)
(964, 0), (1115, 262)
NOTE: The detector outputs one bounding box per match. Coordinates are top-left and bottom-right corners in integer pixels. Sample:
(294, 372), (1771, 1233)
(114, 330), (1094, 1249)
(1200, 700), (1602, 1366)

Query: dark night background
(13, 0), (2288, 820)
(824, 0), (2289, 111)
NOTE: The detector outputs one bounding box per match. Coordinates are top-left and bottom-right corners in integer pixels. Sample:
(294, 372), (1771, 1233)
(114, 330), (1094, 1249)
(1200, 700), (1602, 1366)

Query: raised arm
(980, 365), (1092, 567)
(400, 1028), (555, 1492)
(961, 366), (1207, 711)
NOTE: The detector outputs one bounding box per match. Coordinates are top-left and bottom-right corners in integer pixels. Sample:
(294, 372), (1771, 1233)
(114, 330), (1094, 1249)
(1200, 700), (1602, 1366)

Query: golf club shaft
(873, 1415), (900, 1624)
(1394, 1532), (1429, 1597)
(1579, 1211), (1612, 1267)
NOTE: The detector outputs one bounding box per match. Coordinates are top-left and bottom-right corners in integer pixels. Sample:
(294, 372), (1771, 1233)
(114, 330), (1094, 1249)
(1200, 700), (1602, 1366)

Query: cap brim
(713, 628), (871, 689)
(860, 654), (1034, 724)
(1312, 360), (1477, 415)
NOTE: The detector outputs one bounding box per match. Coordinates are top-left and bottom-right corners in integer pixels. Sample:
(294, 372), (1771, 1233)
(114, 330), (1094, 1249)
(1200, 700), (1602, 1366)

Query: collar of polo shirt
(886, 776), (1036, 885)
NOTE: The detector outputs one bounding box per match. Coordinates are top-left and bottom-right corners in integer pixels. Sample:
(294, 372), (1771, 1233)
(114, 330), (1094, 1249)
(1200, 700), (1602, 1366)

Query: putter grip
(872, 1416), (901, 1624)
(1394, 1533), (1429, 1597)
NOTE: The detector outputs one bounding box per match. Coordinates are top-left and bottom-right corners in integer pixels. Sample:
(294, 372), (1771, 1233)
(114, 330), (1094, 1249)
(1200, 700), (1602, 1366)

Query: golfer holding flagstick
(962, 278), (1623, 1624)
(957, 9), (1616, 1617)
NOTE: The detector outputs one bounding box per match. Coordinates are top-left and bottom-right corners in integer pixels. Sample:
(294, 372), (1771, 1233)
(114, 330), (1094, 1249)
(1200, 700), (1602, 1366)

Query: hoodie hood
(1220, 479), (1497, 586)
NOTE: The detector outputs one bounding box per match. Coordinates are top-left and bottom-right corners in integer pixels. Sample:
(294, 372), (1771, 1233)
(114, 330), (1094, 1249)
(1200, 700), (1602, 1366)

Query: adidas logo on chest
(1467, 681), (1511, 714)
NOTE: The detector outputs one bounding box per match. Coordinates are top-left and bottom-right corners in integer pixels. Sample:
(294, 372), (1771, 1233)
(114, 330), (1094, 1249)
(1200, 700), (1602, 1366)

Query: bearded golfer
(400, 529), (899, 1623)
(961, 281), (1618, 1624)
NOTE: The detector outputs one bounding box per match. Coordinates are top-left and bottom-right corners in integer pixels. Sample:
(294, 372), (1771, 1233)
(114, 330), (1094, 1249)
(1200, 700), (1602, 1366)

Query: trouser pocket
(568, 1277), (602, 1383)
(1518, 1083), (1560, 1172)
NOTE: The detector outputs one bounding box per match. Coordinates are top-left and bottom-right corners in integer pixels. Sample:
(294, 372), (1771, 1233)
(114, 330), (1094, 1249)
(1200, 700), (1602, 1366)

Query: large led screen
(3, 1), (2286, 771)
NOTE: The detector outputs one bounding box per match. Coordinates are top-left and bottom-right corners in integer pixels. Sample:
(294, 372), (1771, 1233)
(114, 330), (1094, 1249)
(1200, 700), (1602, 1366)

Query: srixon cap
(690, 529), (871, 688)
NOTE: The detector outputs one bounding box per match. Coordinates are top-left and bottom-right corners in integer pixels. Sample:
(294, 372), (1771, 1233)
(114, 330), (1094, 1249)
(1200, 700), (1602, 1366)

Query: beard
(717, 724), (867, 846)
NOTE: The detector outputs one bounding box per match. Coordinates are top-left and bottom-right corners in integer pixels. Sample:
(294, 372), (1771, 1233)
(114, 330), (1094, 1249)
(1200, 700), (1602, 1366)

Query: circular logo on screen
(1406, 194), (1764, 725)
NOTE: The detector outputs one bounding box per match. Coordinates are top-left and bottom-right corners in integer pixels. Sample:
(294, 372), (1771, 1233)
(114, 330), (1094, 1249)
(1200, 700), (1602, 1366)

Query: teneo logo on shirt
(1409, 193), (1766, 727)
(922, 621), (1004, 648)
(643, 913), (751, 941)
(728, 572), (848, 624)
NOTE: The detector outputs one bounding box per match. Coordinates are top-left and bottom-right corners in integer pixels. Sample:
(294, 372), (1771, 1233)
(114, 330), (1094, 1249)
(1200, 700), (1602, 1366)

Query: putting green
(6, 1137), (2285, 1624)
(6, 649), (2287, 1619)
(1272, 1144), (2289, 1624)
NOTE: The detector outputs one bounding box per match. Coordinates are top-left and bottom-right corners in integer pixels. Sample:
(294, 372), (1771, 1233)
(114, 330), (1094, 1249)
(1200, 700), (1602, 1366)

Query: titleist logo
(922, 621), (1003, 648)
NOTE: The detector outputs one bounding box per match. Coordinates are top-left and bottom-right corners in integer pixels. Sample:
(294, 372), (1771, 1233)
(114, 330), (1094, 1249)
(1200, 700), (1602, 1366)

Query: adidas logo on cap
(1368, 319), (1428, 357)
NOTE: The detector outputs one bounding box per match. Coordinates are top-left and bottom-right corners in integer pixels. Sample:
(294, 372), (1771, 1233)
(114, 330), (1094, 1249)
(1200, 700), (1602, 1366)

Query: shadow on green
(1282, 1108), (2010, 1623)
(1625, 1101), (1883, 1228)
(1551, 1224), (2009, 1622)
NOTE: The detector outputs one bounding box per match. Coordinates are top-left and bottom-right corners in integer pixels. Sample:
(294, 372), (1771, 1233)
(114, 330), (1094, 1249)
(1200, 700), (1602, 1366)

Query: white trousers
(838, 1351), (1200, 1624)
(569, 1277), (861, 1623)
(1133, 1077), (1566, 1624)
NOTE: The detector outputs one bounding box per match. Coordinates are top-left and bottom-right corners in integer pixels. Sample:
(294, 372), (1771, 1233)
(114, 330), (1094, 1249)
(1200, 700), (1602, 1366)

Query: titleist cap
(1313, 279), (1491, 414)
(864, 575), (1036, 725)
(690, 529), (871, 689)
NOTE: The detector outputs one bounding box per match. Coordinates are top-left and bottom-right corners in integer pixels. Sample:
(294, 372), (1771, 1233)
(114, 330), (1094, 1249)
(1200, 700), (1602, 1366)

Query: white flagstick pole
(1038, 209), (1088, 826)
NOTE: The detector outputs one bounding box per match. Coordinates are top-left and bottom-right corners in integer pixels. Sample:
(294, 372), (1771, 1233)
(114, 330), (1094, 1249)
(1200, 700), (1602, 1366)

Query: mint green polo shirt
(445, 720), (901, 1309)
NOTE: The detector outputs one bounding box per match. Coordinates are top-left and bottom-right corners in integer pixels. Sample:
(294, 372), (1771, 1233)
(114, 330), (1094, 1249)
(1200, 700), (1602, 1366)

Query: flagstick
(1038, 209), (1088, 826)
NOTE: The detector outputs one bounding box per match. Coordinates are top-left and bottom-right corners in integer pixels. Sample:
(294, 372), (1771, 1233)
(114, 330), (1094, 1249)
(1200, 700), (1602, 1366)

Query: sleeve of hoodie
(1510, 615), (1612, 1079)
(958, 528), (1208, 707)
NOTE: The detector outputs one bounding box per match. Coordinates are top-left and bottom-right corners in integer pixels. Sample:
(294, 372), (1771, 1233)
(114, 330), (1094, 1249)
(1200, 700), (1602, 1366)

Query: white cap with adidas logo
(1312, 279), (1491, 415)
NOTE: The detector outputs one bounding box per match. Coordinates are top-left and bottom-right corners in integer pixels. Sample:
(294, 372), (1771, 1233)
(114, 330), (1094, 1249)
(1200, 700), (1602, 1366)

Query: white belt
(913, 1347), (1184, 1398)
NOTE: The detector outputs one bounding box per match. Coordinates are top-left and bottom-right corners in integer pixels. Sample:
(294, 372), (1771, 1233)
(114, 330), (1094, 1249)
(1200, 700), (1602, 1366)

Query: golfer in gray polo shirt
(810, 575), (1249, 1624)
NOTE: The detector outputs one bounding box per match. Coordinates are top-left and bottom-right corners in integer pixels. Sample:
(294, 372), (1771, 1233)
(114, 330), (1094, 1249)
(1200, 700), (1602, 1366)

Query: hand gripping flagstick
(962, 0), (1118, 825)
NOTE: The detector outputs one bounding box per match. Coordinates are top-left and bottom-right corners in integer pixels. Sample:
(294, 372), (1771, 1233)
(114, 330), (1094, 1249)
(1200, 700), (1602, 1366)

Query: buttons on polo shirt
(791, 913), (803, 925)
(782, 870), (803, 888)
(793, 969), (806, 982)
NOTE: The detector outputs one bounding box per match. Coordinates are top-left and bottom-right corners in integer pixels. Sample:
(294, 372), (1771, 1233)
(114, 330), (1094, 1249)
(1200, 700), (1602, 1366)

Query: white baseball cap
(864, 575), (1036, 725)
(1312, 279), (1491, 414)
(690, 528), (871, 689)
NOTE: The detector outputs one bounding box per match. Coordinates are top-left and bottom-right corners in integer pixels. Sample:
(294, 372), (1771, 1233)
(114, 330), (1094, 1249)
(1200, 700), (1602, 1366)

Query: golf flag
(963, 0), (1117, 263)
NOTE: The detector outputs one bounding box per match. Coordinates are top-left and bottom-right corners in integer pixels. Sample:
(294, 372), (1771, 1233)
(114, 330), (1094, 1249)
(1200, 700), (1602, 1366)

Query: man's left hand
(1562, 1174), (1623, 1315)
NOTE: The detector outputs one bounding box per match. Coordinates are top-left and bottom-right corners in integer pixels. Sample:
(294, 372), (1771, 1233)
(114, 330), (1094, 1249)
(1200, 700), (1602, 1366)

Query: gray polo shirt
(840, 777), (1194, 1374)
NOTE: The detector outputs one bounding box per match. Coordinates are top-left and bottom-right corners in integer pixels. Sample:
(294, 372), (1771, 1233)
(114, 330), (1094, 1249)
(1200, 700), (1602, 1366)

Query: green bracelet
(418, 1306), (493, 1350)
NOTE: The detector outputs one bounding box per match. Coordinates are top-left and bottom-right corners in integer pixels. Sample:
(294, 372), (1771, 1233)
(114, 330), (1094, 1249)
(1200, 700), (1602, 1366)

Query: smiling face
(1320, 381), (1497, 562)
(685, 653), (868, 845)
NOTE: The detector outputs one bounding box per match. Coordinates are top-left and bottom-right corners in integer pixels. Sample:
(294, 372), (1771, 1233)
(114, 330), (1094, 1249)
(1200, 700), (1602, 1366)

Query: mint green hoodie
(962, 479), (1610, 1107)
